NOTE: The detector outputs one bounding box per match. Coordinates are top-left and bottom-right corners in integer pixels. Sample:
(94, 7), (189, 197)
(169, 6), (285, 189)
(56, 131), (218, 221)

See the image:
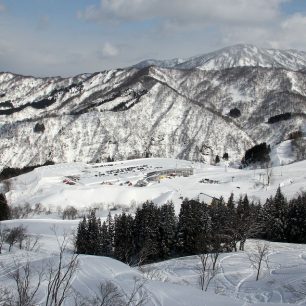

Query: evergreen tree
(114, 213), (134, 263)
(262, 187), (288, 241)
(215, 155), (220, 164)
(225, 193), (239, 251)
(209, 197), (227, 251)
(235, 195), (252, 250)
(209, 197), (227, 233)
(133, 201), (160, 262)
(261, 196), (275, 240)
(100, 221), (112, 256)
(158, 201), (177, 259)
(106, 212), (114, 255)
(177, 199), (210, 254)
(75, 216), (88, 254)
(236, 195), (251, 222)
(0, 193), (10, 221)
(86, 210), (101, 255)
(273, 187), (288, 241)
(287, 194), (306, 243)
(226, 193), (235, 212)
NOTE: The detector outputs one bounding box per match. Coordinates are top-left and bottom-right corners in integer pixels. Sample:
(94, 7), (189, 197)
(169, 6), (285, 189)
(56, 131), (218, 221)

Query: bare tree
(265, 162), (273, 187)
(24, 234), (41, 252)
(134, 243), (157, 269)
(124, 277), (148, 306)
(2, 226), (78, 306)
(74, 278), (148, 306)
(7, 260), (43, 306)
(247, 242), (270, 281)
(140, 266), (163, 281)
(45, 229), (79, 306)
(17, 226), (28, 249)
(196, 253), (220, 291)
(86, 281), (125, 306)
(62, 206), (78, 220)
(292, 137), (306, 161)
(0, 224), (8, 254)
(0, 287), (13, 306)
(5, 226), (27, 252)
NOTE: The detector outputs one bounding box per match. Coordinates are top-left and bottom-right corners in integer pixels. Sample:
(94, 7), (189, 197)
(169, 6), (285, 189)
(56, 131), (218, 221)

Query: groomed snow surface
(2, 158), (306, 305)
(1, 219), (306, 305)
(4, 157), (306, 211)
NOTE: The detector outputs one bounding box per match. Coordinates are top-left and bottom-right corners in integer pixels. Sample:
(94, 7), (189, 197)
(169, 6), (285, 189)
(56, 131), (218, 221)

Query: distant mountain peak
(134, 44), (306, 71)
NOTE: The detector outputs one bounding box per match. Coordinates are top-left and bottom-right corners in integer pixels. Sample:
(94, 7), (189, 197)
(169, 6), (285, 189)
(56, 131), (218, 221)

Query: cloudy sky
(0, 0), (306, 76)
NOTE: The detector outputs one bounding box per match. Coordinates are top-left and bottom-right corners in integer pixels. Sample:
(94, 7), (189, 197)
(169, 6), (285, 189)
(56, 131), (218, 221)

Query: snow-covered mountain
(135, 44), (306, 71)
(1, 45), (306, 169)
(133, 58), (184, 69)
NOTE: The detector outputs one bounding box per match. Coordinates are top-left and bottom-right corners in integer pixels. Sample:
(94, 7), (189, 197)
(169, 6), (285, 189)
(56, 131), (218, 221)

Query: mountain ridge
(0, 46), (306, 169)
(134, 44), (306, 72)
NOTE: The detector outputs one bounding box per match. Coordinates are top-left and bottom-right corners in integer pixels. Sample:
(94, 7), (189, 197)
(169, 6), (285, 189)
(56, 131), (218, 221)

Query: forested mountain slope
(1, 47), (306, 169)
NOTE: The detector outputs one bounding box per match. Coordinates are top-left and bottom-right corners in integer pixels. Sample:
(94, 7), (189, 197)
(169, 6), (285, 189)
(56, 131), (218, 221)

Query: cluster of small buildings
(135, 167), (194, 187)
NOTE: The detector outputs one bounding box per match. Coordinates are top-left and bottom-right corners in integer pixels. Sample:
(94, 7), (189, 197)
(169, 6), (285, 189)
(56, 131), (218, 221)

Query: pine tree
(210, 197), (227, 233)
(215, 155), (220, 164)
(114, 213), (134, 263)
(86, 210), (101, 255)
(0, 193), (10, 221)
(262, 187), (288, 241)
(177, 199), (210, 255)
(75, 216), (88, 254)
(261, 196), (275, 240)
(158, 202), (177, 259)
(287, 194), (306, 243)
(273, 187), (288, 241)
(235, 195), (252, 250)
(106, 212), (114, 256)
(100, 221), (110, 256)
(225, 193), (239, 251)
(133, 201), (160, 262)
(227, 193), (235, 212)
(209, 197), (227, 251)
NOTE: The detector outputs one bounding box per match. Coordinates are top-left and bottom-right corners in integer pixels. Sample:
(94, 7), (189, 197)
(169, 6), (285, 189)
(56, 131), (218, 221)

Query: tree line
(75, 187), (306, 264)
(3, 187), (306, 265)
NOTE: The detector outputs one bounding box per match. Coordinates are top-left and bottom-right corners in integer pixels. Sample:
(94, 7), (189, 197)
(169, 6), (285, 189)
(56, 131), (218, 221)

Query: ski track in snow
(1, 158), (306, 305)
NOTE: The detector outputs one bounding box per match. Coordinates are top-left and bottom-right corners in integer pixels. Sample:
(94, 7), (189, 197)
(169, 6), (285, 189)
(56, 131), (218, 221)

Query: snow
(270, 140), (296, 166)
(2, 157), (306, 304)
(1, 216), (306, 305)
(144, 240), (306, 305)
(135, 44), (306, 72)
(3, 157), (306, 213)
(1, 59), (305, 169)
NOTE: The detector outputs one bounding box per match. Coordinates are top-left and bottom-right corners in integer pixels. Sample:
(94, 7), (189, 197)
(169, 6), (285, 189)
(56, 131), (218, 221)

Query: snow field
(4, 158), (306, 212)
(1, 218), (306, 305)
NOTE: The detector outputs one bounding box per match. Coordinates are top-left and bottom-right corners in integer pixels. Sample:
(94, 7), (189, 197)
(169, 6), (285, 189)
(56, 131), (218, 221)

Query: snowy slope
(3, 158), (306, 211)
(135, 44), (306, 71)
(0, 217), (303, 305)
(1, 63), (306, 169)
(2, 157), (306, 305)
(133, 58), (184, 69)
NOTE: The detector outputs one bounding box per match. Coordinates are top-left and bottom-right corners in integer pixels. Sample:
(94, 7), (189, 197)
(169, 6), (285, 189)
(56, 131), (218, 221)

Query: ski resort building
(146, 167), (194, 182)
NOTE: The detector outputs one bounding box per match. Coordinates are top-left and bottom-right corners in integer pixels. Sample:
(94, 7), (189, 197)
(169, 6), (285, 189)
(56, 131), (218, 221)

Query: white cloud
(100, 42), (119, 57)
(79, 0), (287, 26)
(2, 0), (306, 77)
(219, 12), (306, 51)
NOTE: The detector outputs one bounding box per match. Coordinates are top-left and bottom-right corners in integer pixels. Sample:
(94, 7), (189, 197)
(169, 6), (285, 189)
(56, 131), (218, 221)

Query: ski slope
(3, 158), (306, 212)
(2, 158), (306, 304)
(0, 218), (305, 305)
